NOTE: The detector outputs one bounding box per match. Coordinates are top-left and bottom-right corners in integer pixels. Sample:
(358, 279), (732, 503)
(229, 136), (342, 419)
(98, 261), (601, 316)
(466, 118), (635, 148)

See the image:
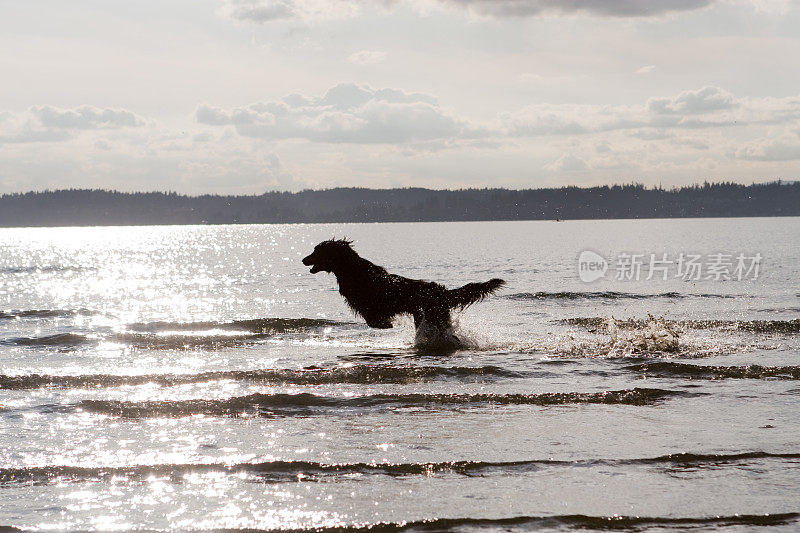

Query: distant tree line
(0, 181), (798, 227)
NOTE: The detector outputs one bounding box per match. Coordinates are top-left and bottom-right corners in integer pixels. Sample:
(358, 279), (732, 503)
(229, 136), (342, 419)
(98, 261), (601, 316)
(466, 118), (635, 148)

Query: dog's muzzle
(302, 254), (321, 273)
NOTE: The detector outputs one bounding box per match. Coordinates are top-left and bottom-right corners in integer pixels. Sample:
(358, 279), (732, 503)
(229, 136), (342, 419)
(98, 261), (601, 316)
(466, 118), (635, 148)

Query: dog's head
(302, 239), (356, 274)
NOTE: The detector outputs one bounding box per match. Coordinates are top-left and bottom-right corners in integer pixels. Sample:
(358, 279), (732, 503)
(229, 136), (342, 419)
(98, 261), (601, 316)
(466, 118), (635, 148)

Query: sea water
(0, 218), (799, 531)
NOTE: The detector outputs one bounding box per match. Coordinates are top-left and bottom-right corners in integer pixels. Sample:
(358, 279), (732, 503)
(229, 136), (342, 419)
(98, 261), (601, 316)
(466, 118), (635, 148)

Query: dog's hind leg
(419, 306), (452, 332)
(414, 306), (461, 348)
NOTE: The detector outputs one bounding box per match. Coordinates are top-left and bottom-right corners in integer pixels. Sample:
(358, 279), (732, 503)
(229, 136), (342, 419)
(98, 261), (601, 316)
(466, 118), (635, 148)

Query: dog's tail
(446, 278), (505, 310)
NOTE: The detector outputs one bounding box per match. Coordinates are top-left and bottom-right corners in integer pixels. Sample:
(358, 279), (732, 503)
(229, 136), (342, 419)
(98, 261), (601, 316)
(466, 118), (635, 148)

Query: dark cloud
(219, 0), (714, 23)
(438, 0), (715, 18)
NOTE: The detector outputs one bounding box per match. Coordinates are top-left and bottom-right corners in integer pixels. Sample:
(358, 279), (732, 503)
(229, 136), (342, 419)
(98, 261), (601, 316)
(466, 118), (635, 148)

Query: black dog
(302, 239), (504, 333)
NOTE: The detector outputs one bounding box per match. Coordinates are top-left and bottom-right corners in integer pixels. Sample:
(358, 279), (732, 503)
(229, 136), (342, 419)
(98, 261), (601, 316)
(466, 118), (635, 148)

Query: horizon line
(3, 179), (798, 198)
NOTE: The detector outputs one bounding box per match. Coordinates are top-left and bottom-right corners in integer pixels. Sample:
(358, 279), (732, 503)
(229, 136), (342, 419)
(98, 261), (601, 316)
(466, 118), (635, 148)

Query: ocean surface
(0, 218), (798, 531)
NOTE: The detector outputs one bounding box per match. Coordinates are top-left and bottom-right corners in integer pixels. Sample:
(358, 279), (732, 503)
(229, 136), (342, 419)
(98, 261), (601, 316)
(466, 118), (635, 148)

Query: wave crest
(566, 317), (800, 335)
(0, 365), (524, 390)
(71, 388), (695, 418)
(2, 451), (798, 485)
(508, 291), (734, 301)
(625, 362), (800, 380)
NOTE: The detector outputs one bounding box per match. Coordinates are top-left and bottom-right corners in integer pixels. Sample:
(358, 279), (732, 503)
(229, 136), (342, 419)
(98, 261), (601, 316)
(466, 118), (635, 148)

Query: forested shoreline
(1, 181), (797, 227)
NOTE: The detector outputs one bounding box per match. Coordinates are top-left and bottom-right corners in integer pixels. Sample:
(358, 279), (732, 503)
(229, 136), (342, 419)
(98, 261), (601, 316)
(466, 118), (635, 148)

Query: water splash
(413, 316), (480, 352)
(605, 314), (681, 356)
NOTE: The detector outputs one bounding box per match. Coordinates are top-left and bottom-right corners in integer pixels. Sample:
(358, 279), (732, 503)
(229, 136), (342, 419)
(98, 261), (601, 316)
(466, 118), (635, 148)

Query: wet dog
(302, 239), (504, 335)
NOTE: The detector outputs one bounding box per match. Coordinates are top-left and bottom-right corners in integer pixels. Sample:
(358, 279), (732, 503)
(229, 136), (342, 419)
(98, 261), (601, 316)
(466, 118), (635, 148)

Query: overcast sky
(1, 0), (799, 194)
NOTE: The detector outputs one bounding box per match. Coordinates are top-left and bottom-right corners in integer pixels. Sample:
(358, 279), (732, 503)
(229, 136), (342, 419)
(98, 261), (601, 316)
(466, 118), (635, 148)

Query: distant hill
(0, 182), (798, 227)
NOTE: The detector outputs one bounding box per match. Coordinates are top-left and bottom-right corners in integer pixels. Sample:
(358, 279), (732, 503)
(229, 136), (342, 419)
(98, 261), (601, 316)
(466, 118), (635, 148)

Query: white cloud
(636, 65), (656, 74)
(0, 114), (299, 194)
(348, 50), (388, 65)
(196, 83), (474, 144)
(505, 86), (799, 138)
(218, 0), (363, 23)
(0, 128), (72, 144)
(504, 107), (589, 136)
(747, 0), (800, 14)
(219, 0), (295, 22)
(647, 86), (735, 115)
(736, 137), (800, 161)
(545, 154), (588, 172)
(0, 105), (144, 146)
(32, 105), (145, 129)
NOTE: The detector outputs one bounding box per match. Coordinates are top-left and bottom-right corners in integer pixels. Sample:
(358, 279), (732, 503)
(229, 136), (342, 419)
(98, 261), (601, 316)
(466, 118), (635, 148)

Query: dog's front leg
(364, 314), (393, 329)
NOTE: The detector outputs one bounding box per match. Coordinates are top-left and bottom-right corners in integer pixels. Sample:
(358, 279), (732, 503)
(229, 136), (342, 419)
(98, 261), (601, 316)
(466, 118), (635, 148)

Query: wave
(689, 318), (800, 334)
(508, 291), (734, 301)
(0, 514), (794, 532)
(112, 318), (353, 350)
(3, 331), (266, 350)
(0, 365), (525, 390)
(71, 388), (695, 418)
(625, 362), (800, 380)
(635, 451), (800, 465)
(111, 332), (272, 350)
(0, 459), (543, 485)
(755, 307), (800, 313)
(125, 317), (350, 334)
(566, 317), (800, 335)
(0, 309), (94, 320)
(1, 317), (356, 350)
(4, 451), (796, 486)
(0, 265), (89, 275)
(1, 333), (95, 348)
(280, 514), (799, 532)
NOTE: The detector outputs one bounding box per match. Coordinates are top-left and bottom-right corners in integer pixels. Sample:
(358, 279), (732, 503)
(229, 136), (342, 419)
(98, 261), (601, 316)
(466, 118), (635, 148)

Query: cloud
(0, 105), (144, 145)
(0, 128), (72, 144)
(505, 86), (798, 138)
(747, 0), (800, 13)
(218, 0), (362, 23)
(545, 154), (588, 172)
(219, 0), (295, 22)
(196, 84), (800, 159)
(348, 50), (387, 65)
(500, 0), (713, 18)
(636, 65), (656, 75)
(504, 107), (588, 136)
(196, 83), (473, 144)
(31, 105), (145, 129)
(736, 137), (800, 161)
(218, 0), (715, 23)
(429, 0), (715, 18)
(647, 86), (735, 115)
